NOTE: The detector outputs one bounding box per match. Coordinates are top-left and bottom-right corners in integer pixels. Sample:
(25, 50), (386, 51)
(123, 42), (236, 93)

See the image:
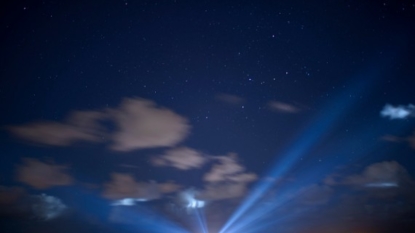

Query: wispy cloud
(267, 101), (300, 113)
(16, 158), (73, 189)
(8, 111), (106, 146)
(380, 104), (415, 119)
(381, 132), (415, 150)
(151, 147), (207, 170)
(215, 93), (244, 105)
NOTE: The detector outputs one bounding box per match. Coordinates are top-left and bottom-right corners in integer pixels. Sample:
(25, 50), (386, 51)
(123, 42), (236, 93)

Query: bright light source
(187, 199), (205, 209)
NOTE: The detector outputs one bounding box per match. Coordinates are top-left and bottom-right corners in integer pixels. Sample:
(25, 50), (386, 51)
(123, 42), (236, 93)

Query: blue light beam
(194, 208), (209, 233)
(220, 69), (378, 233)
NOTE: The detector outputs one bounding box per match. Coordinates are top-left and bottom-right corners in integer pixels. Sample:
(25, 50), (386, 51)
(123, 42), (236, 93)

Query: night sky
(1, 1), (415, 233)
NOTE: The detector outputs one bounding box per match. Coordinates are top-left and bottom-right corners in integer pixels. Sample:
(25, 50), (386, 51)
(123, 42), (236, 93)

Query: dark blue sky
(1, 1), (415, 233)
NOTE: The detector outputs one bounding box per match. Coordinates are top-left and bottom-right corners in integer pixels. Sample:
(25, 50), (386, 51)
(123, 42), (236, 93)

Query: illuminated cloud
(31, 193), (67, 220)
(380, 104), (415, 119)
(204, 153), (257, 183)
(215, 93), (244, 105)
(109, 181), (180, 206)
(16, 158), (73, 189)
(267, 101), (300, 113)
(109, 98), (190, 151)
(8, 111), (106, 146)
(179, 189), (205, 210)
(103, 173), (180, 203)
(199, 153), (257, 200)
(341, 161), (412, 188)
(151, 147), (207, 170)
(103, 173), (161, 200)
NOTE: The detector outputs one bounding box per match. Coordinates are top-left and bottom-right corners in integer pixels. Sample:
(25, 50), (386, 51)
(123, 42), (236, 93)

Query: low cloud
(16, 158), (73, 189)
(267, 101), (300, 113)
(103, 173), (180, 201)
(215, 93), (244, 105)
(380, 104), (415, 119)
(8, 111), (106, 146)
(108, 98), (190, 151)
(151, 147), (207, 170)
(204, 153), (257, 183)
(381, 133), (415, 150)
(103, 173), (160, 200)
(8, 98), (190, 151)
(198, 182), (249, 200)
(31, 193), (67, 220)
(158, 181), (181, 193)
(199, 153), (257, 200)
(0, 186), (25, 205)
(343, 161), (412, 188)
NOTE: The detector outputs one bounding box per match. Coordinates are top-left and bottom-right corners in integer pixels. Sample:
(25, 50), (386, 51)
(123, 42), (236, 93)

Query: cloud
(8, 97), (190, 151)
(215, 93), (244, 105)
(344, 161), (411, 188)
(103, 173), (160, 200)
(198, 182), (249, 200)
(108, 98), (190, 151)
(0, 186), (25, 205)
(103, 173), (180, 201)
(199, 153), (257, 200)
(31, 193), (67, 220)
(380, 133), (415, 150)
(204, 153), (257, 183)
(151, 147), (207, 170)
(16, 158), (73, 189)
(8, 111), (106, 146)
(380, 104), (415, 119)
(381, 135), (403, 142)
(267, 101), (300, 113)
(158, 181), (181, 193)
